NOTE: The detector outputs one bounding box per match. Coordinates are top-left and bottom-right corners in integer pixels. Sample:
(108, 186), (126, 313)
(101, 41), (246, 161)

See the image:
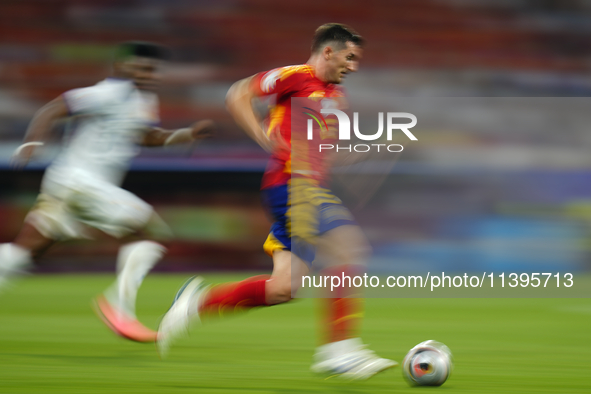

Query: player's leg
(264, 249), (309, 304)
(0, 198), (60, 290)
(95, 234), (167, 342)
(200, 248), (309, 313)
(160, 183), (302, 320)
(311, 224), (397, 380)
(289, 181), (395, 379)
(101, 212), (170, 317)
(316, 224), (369, 345)
(0, 223), (51, 289)
(13, 219), (56, 257)
(156, 248), (309, 356)
(113, 236), (166, 320)
(87, 183), (170, 342)
(156, 182), (311, 353)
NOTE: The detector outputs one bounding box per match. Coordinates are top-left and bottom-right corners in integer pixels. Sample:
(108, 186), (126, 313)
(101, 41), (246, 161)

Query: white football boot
(157, 276), (209, 357)
(311, 338), (398, 380)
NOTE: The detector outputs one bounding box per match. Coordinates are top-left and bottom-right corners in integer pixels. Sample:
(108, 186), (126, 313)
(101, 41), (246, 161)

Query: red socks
(199, 275), (271, 317)
(321, 265), (363, 343)
(196, 266), (362, 345)
(323, 297), (362, 343)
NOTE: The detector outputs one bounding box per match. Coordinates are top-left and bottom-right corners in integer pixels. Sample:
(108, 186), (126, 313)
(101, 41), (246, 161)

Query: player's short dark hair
(114, 41), (171, 62)
(311, 23), (363, 53)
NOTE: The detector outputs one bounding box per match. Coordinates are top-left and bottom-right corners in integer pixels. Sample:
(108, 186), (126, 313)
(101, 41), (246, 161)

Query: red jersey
(251, 64), (346, 189)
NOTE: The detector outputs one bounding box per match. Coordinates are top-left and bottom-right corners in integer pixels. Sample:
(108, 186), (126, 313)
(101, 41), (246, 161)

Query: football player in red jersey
(157, 24), (396, 380)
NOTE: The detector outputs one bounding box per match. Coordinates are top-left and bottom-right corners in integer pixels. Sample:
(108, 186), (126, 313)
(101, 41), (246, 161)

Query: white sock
(112, 241), (166, 318)
(0, 243), (33, 289)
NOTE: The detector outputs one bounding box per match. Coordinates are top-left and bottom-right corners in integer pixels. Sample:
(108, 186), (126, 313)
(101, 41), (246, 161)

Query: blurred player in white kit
(0, 41), (214, 342)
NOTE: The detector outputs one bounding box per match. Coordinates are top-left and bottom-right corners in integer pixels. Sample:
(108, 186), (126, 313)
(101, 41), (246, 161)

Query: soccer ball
(402, 340), (453, 386)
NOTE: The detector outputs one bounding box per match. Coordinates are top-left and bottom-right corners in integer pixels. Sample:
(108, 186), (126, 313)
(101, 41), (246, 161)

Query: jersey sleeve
(251, 66), (307, 98)
(62, 85), (108, 115)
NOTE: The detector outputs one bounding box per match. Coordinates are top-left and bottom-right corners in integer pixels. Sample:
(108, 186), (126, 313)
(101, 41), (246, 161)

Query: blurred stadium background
(2, 0), (591, 275)
(2, 2), (591, 394)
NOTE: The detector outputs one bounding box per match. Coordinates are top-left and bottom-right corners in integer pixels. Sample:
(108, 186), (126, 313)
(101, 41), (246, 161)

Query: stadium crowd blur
(2, 0), (591, 274)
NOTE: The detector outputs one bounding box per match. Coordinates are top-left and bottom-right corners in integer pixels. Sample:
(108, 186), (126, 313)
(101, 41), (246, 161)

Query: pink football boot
(93, 294), (157, 343)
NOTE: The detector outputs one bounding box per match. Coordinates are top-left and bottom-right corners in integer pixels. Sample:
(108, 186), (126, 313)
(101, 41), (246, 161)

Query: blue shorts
(261, 179), (356, 264)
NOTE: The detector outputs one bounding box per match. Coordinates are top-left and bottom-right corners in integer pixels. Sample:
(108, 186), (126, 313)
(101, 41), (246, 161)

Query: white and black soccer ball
(402, 340), (453, 386)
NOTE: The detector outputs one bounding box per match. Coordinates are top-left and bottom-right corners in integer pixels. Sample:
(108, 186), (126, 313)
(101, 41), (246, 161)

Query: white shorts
(26, 174), (154, 241)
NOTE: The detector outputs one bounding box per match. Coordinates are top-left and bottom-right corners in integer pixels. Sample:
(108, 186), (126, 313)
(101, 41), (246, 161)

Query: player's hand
(189, 120), (216, 140)
(10, 142), (43, 169)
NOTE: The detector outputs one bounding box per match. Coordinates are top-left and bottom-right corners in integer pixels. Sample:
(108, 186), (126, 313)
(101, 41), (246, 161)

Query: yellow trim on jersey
(267, 104), (286, 138)
(308, 90), (326, 98)
(278, 64), (315, 81)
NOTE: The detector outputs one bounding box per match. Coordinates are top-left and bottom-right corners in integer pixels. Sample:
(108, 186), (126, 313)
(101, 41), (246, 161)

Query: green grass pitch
(0, 273), (589, 393)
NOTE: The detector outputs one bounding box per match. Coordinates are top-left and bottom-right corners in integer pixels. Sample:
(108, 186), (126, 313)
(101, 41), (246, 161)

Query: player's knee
(106, 198), (155, 239)
(334, 241), (372, 266)
(321, 226), (372, 266)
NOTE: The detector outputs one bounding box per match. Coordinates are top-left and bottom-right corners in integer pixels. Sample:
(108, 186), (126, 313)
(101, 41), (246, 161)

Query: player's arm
(139, 120), (215, 147)
(11, 95), (70, 168)
(225, 76), (274, 152)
